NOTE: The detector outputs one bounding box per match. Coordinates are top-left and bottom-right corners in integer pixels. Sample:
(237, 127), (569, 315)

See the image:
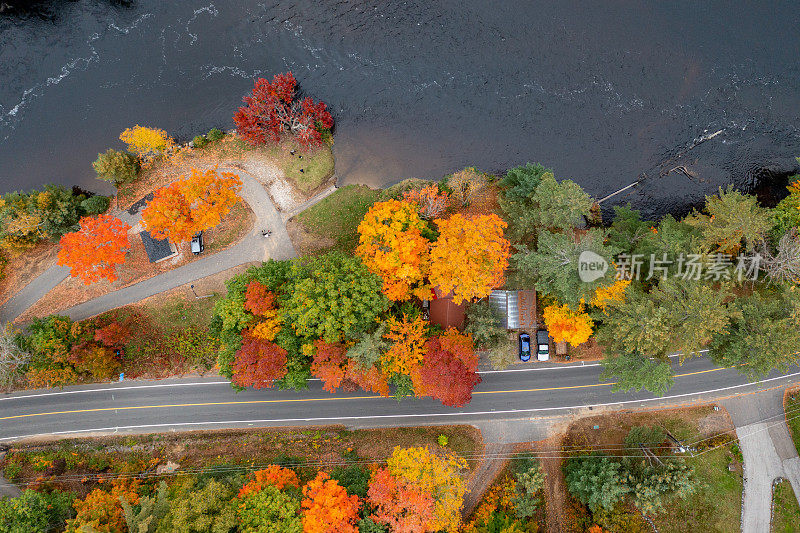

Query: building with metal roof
(489, 289), (538, 330)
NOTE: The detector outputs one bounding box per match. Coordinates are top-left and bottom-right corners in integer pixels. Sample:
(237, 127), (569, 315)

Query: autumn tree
(685, 185), (771, 253)
(94, 322), (130, 347)
(231, 332), (288, 389)
(429, 213), (510, 304)
(122, 481), (168, 533)
(301, 472), (361, 533)
(413, 331), (482, 407)
(68, 343), (120, 380)
(402, 185), (450, 219)
(233, 72), (334, 148)
(283, 253), (389, 342)
(141, 166), (242, 244)
(92, 149), (140, 184)
(240, 465), (301, 498)
(382, 314), (427, 376)
(66, 480), (139, 533)
(385, 446), (468, 532)
(356, 199), (431, 301)
(57, 214), (131, 285)
(447, 167), (487, 207)
(514, 229), (617, 306)
(119, 125), (175, 164)
(542, 304), (594, 347)
(590, 279), (631, 313)
(310, 340), (349, 393)
(367, 467), (436, 533)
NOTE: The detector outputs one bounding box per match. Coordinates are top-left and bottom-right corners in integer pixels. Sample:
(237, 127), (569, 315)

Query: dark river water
(1, 1), (799, 218)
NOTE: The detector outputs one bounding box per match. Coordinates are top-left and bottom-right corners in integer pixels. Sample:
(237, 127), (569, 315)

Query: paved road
(723, 392), (800, 533)
(2, 356), (799, 443)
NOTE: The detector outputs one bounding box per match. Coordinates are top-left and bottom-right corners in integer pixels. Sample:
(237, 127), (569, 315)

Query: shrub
(80, 195), (111, 216)
(92, 149), (140, 184)
(206, 128), (224, 143)
(437, 434), (449, 446)
(192, 135), (208, 148)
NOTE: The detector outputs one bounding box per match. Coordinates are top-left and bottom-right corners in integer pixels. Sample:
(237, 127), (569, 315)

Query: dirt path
(462, 442), (514, 518)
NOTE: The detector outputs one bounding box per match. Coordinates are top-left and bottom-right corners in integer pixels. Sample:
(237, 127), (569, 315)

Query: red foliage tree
(231, 332), (288, 389)
(367, 468), (436, 533)
(57, 214), (131, 285)
(310, 340), (348, 393)
(233, 72), (334, 148)
(412, 333), (481, 408)
(344, 361), (391, 397)
(93, 322), (130, 347)
(244, 280), (277, 316)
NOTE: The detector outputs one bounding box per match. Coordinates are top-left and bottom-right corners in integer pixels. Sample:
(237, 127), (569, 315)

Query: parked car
(518, 332), (531, 362)
(536, 329), (550, 361)
(191, 232), (204, 255)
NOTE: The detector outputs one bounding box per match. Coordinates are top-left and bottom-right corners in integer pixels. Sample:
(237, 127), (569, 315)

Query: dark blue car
(519, 332), (531, 362)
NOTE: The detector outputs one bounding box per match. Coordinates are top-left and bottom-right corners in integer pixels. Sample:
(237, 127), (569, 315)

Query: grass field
(772, 480), (800, 533)
(295, 184), (381, 253)
(785, 389), (800, 456)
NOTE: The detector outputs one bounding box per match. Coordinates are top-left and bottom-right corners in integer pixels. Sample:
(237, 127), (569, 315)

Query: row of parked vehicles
(518, 330), (550, 362)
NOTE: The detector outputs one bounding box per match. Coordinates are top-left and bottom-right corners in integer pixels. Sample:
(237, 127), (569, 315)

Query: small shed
(489, 289), (538, 330)
(429, 287), (466, 329)
(139, 231), (176, 263)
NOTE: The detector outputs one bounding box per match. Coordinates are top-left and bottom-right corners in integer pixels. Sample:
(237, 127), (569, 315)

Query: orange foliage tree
(310, 339), (392, 396)
(244, 280), (282, 341)
(381, 314), (427, 375)
(429, 213), (510, 304)
(57, 214), (131, 285)
(356, 199), (431, 301)
(367, 467), (436, 533)
(231, 332), (288, 389)
(141, 166), (242, 244)
(402, 185), (450, 219)
(239, 465), (300, 498)
(412, 329), (481, 407)
(301, 472), (361, 533)
(66, 480), (139, 533)
(542, 304), (594, 347)
(310, 340), (349, 393)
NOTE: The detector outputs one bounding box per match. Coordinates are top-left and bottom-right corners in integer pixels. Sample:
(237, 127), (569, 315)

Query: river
(1, 1), (799, 218)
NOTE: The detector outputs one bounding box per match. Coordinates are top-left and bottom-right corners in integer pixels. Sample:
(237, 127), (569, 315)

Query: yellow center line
(0, 366), (730, 422)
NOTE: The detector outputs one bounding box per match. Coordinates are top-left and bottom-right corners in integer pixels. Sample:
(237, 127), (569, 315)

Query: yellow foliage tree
(356, 199), (431, 301)
(250, 309), (282, 342)
(591, 279), (631, 312)
(542, 304), (594, 347)
(386, 446), (468, 533)
(381, 314), (427, 375)
(119, 125), (176, 165)
(429, 213), (510, 304)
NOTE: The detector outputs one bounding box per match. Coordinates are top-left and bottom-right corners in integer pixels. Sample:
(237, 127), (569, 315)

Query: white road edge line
(1, 353), (700, 402)
(3, 366), (796, 443)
